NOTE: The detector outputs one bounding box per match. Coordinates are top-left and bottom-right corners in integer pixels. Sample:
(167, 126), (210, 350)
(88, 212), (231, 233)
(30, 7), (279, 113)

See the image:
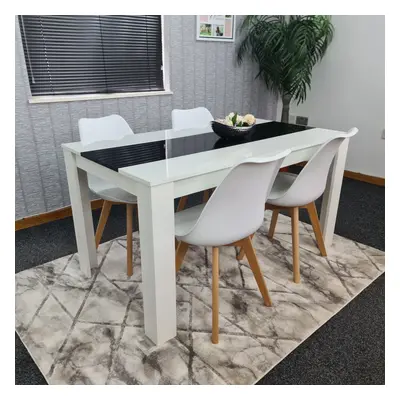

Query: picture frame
(196, 15), (236, 42)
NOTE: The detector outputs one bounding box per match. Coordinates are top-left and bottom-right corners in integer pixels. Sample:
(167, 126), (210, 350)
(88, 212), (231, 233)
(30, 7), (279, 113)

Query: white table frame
(62, 120), (349, 345)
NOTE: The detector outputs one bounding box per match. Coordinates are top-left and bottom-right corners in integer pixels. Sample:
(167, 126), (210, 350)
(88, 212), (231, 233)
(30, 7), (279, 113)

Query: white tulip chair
(171, 107), (214, 211)
(237, 128), (359, 284)
(175, 149), (290, 343)
(79, 114), (137, 276)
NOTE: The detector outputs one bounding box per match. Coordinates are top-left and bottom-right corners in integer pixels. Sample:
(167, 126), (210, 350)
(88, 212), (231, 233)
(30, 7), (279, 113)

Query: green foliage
(237, 15), (334, 104)
(232, 112), (238, 126)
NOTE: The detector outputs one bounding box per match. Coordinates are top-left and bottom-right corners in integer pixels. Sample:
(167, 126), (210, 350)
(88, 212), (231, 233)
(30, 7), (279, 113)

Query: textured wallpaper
(15, 16), (277, 220)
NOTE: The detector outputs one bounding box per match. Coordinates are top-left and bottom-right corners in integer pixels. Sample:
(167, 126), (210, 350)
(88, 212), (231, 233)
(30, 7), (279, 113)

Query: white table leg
(320, 138), (350, 248)
(137, 182), (177, 345)
(64, 150), (97, 278)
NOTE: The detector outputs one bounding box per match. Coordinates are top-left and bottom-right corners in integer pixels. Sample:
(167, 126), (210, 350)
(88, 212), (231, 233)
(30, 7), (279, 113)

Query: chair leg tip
(211, 329), (219, 344)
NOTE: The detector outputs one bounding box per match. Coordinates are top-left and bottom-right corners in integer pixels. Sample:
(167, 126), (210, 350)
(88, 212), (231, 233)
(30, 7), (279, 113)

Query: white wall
(277, 15), (385, 178)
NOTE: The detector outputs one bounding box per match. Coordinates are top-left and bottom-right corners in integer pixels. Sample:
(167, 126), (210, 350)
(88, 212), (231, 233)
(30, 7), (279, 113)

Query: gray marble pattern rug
(15, 211), (385, 385)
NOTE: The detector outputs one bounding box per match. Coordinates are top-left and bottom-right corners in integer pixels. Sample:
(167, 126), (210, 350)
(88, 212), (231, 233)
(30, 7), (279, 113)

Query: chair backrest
(181, 150), (291, 246)
(79, 114), (134, 146)
(268, 127), (359, 207)
(171, 107), (214, 130)
(78, 115), (134, 192)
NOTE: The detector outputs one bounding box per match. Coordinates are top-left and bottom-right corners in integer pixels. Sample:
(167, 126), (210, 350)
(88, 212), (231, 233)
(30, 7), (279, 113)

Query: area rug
(15, 211), (385, 385)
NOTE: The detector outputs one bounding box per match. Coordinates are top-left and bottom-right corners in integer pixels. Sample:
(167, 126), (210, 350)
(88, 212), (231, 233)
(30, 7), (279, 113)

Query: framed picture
(196, 15), (236, 42)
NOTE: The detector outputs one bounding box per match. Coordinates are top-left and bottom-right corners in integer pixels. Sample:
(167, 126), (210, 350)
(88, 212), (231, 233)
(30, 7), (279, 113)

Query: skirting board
(296, 162), (385, 187)
(15, 199), (104, 231)
(343, 170), (385, 187)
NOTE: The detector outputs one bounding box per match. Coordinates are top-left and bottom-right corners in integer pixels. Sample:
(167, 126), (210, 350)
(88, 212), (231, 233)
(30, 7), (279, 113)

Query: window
(18, 15), (164, 97)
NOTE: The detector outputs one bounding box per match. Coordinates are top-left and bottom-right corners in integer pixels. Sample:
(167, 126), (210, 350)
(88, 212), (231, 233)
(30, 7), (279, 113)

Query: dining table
(62, 118), (350, 346)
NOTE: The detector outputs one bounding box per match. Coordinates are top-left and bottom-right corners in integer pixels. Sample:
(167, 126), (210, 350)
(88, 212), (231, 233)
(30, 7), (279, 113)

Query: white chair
(171, 107), (214, 131)
(171, 107), (214, 211)
(175, 149), (291, 344)
(78, 114), (137, 276)
(238, 128), (359, 283)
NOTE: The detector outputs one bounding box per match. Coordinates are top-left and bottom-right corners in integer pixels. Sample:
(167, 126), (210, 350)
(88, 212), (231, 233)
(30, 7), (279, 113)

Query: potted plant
(237, 15), (334, 123)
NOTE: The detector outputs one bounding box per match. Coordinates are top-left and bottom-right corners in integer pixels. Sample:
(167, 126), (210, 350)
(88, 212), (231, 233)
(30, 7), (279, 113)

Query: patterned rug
(15, 211), (385, 385)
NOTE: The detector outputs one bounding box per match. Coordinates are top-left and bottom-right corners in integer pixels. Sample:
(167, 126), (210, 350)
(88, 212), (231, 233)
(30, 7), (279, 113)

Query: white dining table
(62, 118), (350, 346)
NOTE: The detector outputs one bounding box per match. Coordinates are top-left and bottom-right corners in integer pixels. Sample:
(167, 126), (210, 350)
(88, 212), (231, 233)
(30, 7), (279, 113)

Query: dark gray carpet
(15, 177), (385, 385)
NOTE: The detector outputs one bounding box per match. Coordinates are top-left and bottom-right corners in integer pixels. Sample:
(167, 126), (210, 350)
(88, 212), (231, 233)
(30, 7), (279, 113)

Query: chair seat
(95, 186), (137, 204)
(175, 204), (206, 239)
(267, 172), (297, 206)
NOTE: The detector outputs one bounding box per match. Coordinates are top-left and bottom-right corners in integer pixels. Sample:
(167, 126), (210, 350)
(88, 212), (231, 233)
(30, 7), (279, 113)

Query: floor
(15, 174), (385, 385)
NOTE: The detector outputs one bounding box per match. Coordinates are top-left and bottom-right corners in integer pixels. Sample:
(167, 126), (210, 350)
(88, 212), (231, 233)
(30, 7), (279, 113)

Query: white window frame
(26, 15), (173, 104)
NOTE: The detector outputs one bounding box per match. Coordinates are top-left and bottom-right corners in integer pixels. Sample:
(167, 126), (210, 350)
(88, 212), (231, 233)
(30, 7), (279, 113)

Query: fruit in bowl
(216, 112), (256, 129)
(212, 112), (257, 139)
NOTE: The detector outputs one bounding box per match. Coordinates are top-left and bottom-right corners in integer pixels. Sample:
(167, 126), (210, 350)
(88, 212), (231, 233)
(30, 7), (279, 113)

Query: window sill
(28, 90), (173, 104)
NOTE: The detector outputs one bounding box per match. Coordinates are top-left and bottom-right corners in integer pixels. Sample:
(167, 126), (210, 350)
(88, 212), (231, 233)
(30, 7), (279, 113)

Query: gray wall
(15, 15), (277, 220)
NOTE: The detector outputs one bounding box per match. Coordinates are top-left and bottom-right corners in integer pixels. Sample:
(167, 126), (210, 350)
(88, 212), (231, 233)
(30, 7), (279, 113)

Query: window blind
(18, 15), (164, 96)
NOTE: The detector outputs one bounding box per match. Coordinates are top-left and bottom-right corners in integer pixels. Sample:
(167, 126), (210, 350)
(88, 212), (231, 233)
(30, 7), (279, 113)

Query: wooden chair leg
(95, 201), (112, 248)
(268, 209), (280, 239)
(236, 233), (254, 261)
(212, 247), (219, 344)
(126, 204), (134, 277)
(291, 207), (300, 283)
(241, 236), (272, 306)
(236, 246), (246, 261)
(203, 190), (210, 203)
(176, 196), (188, 212)
(306, 202), (327, 257)
(175, 241), (189, 272)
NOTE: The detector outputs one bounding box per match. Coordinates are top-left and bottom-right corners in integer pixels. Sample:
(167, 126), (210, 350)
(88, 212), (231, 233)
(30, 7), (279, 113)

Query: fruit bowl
(211, 120), (255, 140)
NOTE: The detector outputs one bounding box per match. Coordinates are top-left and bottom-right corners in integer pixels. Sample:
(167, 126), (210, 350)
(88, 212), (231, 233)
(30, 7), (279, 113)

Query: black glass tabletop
(81, 121), (312, 172)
